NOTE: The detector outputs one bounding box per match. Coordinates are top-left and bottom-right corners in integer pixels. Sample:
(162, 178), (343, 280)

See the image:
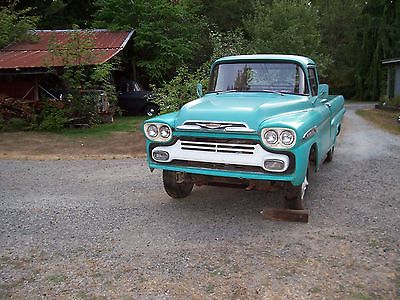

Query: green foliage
(47, 26), (95, 66)
(14, 0), (96, 29)
(245, 0), (332, 75)
(0, 5), (38, 49)
(54, 116), (142, 138)
(380, 95), (400, 108)
(0, 117), (30, 131)
(353, 0), (400, 101)
(39, 106), (68, 130)
(311, 0), (362, 96)
(47, 27), (117, 126)
(155, 29), (251, 113)
(200, 0), (253, 32)
(94, 0), (205, 82)
(153, 66), (208, 114)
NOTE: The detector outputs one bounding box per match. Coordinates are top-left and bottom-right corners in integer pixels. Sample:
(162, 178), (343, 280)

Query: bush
(0, 117), (30, 131)
(39, 106), (68, 130)
(379, 95), (400, 109)
(153, 65), (209, 113)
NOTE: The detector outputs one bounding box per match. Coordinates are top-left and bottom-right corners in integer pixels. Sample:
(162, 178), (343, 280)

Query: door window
(308, 68), (318, 96)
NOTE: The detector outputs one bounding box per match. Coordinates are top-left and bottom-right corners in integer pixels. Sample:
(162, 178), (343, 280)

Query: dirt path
(0, 103), (399, 299)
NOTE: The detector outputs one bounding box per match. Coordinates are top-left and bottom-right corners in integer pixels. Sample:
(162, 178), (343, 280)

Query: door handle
(325, 103), (331, 108)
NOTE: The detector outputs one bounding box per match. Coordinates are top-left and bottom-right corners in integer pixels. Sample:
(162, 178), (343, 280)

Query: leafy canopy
(0, 5), (38, 49)
(94, 0), (204, 82)
(245, 0), (331, 75)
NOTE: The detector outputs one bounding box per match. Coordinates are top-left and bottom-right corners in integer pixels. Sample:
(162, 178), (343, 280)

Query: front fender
(291, 138), (315, 186)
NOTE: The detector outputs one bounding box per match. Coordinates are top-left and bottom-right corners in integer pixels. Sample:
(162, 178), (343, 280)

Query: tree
(244, 0), (331, 75)
(200, 0), (254, 32)
(311, 0), (362, 97)
(154, 29), (252, 113)
(47, 28), (117, 126)
(13, 0), (97, 29)
(94, 0), (205, 84)
(0, 5), (38, 49)
(353, 0), (400, 101)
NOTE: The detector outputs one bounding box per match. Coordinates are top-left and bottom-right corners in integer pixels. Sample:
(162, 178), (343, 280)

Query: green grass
(52, 116), (145, 138)
(356, 109), (400, 135)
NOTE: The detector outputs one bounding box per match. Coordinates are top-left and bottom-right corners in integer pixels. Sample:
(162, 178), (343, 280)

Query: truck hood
(175, 92), (311, 130)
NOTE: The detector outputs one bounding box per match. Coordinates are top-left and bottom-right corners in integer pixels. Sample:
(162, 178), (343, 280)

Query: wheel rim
(300, 174), (308, 200)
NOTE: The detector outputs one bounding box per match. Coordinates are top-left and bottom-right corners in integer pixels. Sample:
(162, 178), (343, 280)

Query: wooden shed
(0, 29), (135, 101)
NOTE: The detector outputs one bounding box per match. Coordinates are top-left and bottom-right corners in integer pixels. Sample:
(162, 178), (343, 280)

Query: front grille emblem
(196, 123), (232, 130)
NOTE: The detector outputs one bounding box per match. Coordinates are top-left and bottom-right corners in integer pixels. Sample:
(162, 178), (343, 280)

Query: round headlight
(159, 125), (171, 139)
(281, 130), (294, 145)
(147, 124), (158, 138)
(264, 130), (278, 145)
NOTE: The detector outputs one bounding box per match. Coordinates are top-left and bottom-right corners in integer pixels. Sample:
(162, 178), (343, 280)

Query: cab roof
(213, 54), (316, 70)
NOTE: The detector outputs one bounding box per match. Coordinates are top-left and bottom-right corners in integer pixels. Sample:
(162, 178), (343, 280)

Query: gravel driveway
(1, 103), (399, 299)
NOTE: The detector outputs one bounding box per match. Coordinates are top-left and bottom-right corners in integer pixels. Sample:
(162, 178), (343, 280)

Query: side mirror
(196, 83), (203, 97)
(318, 84), (329, 97)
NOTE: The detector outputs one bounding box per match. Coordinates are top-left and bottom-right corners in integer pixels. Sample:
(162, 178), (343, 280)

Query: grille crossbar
(180, 141), (255, 154)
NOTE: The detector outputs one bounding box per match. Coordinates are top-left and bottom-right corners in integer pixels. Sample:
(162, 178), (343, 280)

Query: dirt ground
(0, 130), (146, 160)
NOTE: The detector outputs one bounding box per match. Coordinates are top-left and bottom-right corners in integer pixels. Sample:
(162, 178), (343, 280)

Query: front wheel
(284, 159), (314, 210)
(325, 146), (334, 163)
(284, 175), (308, 210)
(163, 170), (194, 198)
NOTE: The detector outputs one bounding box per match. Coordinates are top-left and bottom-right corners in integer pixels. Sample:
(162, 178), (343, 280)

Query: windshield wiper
(262, 90), (284, 96)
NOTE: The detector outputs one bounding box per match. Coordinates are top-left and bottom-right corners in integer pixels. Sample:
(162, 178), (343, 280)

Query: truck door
(308, 68), (332, 156)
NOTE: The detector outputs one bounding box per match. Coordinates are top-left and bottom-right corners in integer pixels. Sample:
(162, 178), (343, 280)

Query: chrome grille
(180, 140), (256, 154)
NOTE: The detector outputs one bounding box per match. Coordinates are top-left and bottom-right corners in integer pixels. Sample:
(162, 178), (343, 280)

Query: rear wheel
(163, 170), (194, 198)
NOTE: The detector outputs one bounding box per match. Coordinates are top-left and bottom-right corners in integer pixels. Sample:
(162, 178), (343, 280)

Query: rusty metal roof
(382, 58), (400, 65)
(0, 29), (134, 69)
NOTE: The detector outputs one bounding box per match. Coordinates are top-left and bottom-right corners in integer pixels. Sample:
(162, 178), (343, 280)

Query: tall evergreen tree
(354, 0), (400, 100)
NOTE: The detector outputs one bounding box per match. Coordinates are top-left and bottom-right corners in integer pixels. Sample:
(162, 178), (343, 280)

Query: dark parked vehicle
(117, 81), (159, 117)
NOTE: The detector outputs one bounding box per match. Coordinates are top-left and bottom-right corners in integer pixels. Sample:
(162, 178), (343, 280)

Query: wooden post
(33, 76), (39, 101)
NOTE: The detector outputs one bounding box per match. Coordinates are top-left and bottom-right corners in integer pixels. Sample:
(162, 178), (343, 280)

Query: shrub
(39, 106), (68, 130)
(0, 117), (30, 131)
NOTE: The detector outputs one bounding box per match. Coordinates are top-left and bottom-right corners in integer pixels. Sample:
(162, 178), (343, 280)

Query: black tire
(325, 146), (334, 163)
(284, 159), (314, 210)
(144, 104), (159, 117)
(163, 170), (194, 198)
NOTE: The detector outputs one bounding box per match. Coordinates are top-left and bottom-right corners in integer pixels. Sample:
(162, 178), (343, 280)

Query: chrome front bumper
(151, 139), (290, 173)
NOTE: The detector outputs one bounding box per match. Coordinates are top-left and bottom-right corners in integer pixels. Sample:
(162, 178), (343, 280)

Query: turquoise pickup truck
(144, 55), (345, 210)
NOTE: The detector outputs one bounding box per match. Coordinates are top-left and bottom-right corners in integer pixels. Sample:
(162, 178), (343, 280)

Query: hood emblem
(196, 122), (232, 130)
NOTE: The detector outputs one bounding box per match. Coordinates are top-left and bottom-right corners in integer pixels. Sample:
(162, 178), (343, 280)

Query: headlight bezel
(144, 122), (173, 142)
(261, 127), (297, 149)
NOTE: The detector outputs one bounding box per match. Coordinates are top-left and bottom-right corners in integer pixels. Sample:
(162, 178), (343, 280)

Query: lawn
(356, 108), (400, 135)
(0, 116), (147, 160)
(54, 116), (145, 138)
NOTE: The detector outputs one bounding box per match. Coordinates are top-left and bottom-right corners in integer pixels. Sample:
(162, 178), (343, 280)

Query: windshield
(209, 62), (308, 95)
